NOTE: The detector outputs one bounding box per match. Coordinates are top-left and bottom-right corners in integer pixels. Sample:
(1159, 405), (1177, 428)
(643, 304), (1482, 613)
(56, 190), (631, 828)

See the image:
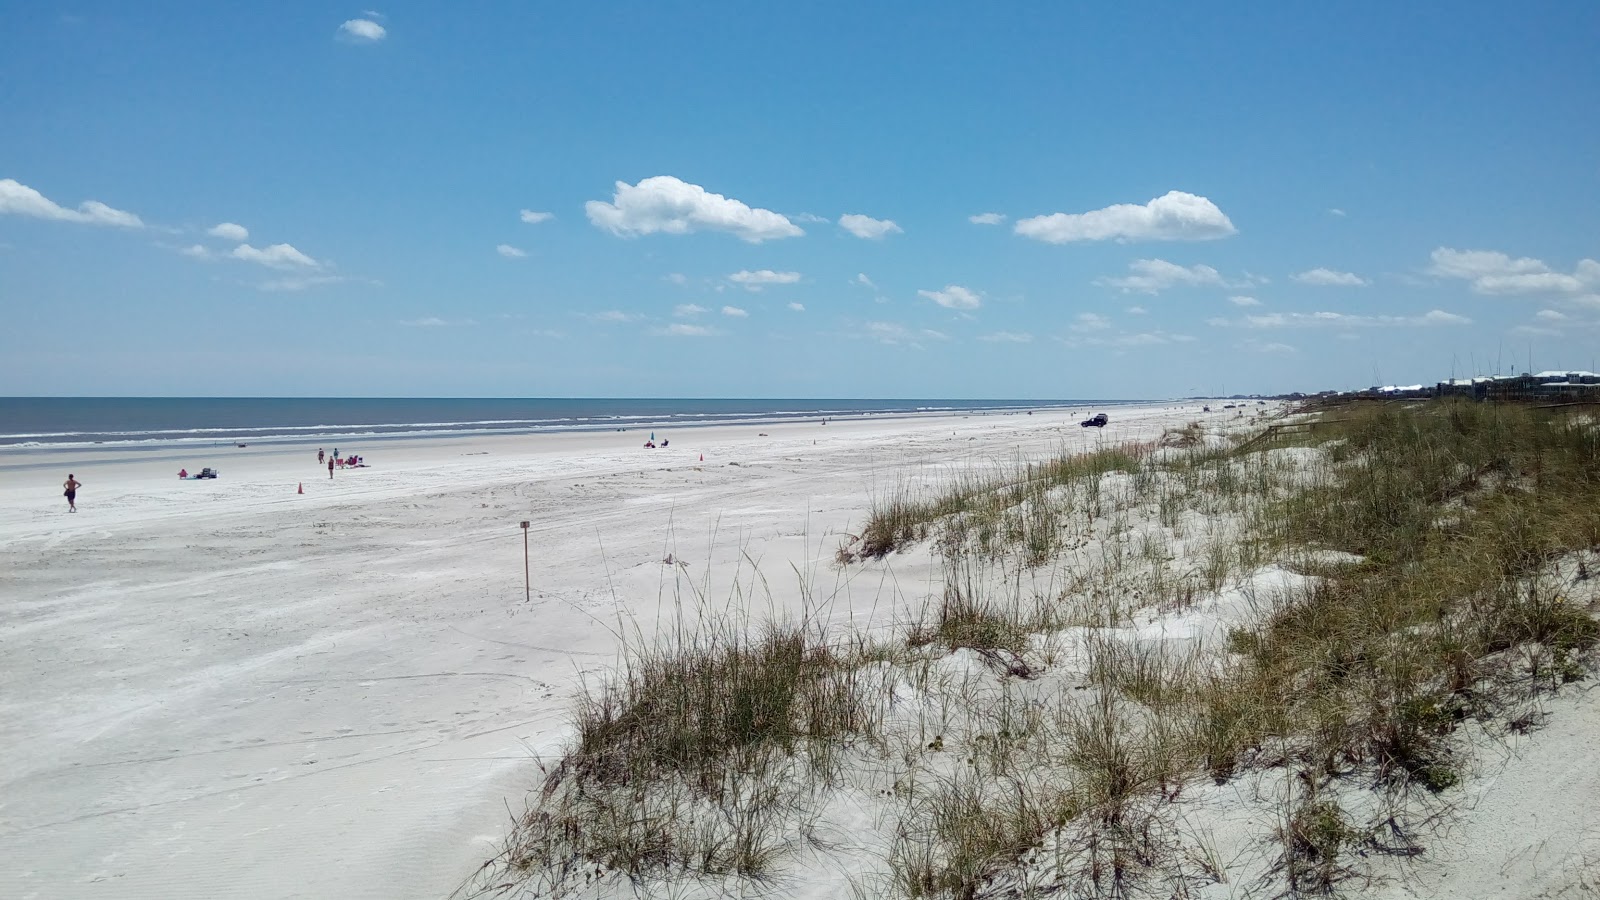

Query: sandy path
(0, 402), (1225, 899)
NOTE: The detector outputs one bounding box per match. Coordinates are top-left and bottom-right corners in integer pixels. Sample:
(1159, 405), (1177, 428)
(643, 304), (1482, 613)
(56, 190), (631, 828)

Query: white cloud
(585, 175), (803, 243)
(1480, 272), (1592, 294)
(496, 244), (526, 258)
(71, 201), (141, 228)
(658, 323), (717, 337)
(969, 212), (1006, 226)
(917, 284), (981, 309)
(663, 272), (688, 285)
(721, 305), (748, 318)
(728, 269), (800, 290)
(519, 209), (553, 224)
(207, 222), (248, 241)
(1228, 295), (1262, 307)
(1328, 208), (1346, 217)
(1536, 309), (1567, 321)
(398, 315), (476, 327)
(1427, 247), (1600, 296)
(1292, 267), (1368, 287)
(1511, 325), (1563, 337)
(338, 18), (386, 42)
(787, 302), (806, 312)
(0, 178), (143, 228)
(589, 310), (641, 323)
(1014, 191), (1235, 244)
(1060, 330), (1196, 349)
(854, 272), (876, 289)
(863, 321), (949, 346)
(1125, 305), (1148, 315)
(258, 274), (351, 292)
(1072, 312), (1111, 332)
(1126, 332), (1196, 346)
(1428, 248), (1546, 279)
(231, 242), (319, 269)
(978, 331), (1032, 343)
(1242, 339), (1297, 354)
(792, 212), (831, 224)
(179, 244), (210, 258)
(1215, 309), (1472, 329)
(1096, 259), (1226, 294)
(838, 213), (903, 240)
(674, 303), (708, 317)
(1235, 313), (1285, 327)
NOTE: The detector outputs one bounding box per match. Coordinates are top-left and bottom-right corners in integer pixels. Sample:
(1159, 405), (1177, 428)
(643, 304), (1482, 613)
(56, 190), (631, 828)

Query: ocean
(0, 397), (1117, 452)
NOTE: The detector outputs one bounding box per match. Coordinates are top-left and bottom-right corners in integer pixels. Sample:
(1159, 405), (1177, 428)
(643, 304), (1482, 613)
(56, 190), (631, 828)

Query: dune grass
(460, 594), (895, 896)
(853, 445), (1151, 563)
(472, 401), (1600, 898)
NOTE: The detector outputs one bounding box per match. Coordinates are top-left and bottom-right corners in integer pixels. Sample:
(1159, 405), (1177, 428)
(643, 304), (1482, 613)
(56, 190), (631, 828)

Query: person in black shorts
(63, 473), (81, 512)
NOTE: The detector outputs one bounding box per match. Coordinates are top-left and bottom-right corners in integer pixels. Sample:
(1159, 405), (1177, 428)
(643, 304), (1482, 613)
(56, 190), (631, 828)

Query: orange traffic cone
(297, 482), (303, 494)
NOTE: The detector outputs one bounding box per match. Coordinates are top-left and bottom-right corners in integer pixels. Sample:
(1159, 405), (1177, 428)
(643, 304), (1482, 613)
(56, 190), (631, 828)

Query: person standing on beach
(318, 448), (325, 464)
(328, 456), (335, 479)
(63, 474), (81, 512)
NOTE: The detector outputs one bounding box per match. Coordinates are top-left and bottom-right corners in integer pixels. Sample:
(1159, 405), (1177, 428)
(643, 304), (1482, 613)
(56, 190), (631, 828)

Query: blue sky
(2, 2), (1597, 398)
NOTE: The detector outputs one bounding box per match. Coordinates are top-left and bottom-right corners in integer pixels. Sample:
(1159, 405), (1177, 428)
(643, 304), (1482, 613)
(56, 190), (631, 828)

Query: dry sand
(2, 402), (1233, 899)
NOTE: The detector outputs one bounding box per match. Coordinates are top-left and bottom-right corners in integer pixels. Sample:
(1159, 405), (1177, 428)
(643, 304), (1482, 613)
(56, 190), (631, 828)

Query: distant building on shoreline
(1364, 370), (1600, 402)
(1280, 370), (1600, 404)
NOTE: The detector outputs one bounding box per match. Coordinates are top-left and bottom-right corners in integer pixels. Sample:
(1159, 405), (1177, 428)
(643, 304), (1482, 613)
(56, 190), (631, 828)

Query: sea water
(0, 397), (1121, 452)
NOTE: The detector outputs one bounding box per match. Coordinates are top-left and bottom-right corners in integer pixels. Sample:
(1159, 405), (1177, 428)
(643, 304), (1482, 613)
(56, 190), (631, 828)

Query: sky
(2, 2), (1597, 399)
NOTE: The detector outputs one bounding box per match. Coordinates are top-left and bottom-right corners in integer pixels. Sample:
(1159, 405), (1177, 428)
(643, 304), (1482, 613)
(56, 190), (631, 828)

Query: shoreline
(0, 397), (1163, 457)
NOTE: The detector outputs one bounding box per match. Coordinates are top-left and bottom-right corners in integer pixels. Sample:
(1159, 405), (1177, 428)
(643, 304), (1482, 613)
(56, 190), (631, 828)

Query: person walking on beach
(328, 456), (335, 479)
(63, 474), (81, 512)
(318, 448), (325, 464)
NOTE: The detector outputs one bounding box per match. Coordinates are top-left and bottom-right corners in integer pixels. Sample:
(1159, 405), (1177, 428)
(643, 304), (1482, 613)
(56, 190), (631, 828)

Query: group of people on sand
(317, 447), (364, 478)
(59, 445), (378, 512)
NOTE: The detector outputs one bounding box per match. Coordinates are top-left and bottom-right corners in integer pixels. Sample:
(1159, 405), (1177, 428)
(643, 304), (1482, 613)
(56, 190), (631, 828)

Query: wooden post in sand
(520, 521), (531, 603)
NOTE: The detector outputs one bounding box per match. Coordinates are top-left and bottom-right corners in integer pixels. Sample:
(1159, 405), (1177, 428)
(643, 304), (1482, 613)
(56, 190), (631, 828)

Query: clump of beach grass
(460, 575), (897, 897)
(851, 445), (1152, 562)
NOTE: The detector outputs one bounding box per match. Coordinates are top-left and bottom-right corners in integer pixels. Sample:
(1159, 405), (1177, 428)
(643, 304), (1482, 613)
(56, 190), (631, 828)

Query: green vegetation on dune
(465, 401), (1600, 899)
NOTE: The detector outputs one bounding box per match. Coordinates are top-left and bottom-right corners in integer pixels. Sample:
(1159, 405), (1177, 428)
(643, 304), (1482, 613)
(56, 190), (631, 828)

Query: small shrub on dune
(465, 601), (893, 895)
(932, 582), (1028, 654)
(1159, 421), (1205, 449)
(574, 613), (885, 794)
(1276, 796), (1365, 894)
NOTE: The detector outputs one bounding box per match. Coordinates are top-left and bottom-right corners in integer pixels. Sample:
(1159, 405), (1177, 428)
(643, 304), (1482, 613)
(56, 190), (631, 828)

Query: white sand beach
(2, 402), (1234, 899)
